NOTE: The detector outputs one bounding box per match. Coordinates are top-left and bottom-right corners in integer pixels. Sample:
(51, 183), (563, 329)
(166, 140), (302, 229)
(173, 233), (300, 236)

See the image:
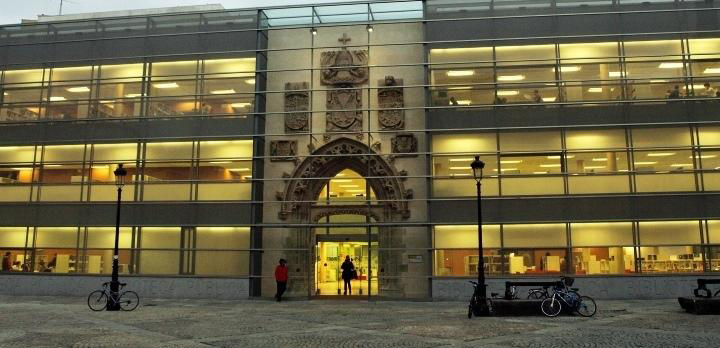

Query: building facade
(0, 0), (719, 300)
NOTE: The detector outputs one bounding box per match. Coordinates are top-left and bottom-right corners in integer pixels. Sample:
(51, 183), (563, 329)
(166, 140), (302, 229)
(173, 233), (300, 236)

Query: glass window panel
(559, 42), (619, 64)
(639, 221), (701, 245)
(434, 248), (503, 276)
(198, 161), (252, 181)
(572, 247), (635, 275)
(198, 140), (253, 159)
(96, 64), (145, 118)
(495, 44), (556, 66)
(709, 220), (720, 244)
(203, 58), (255, 76)
(99, 63), (144, 80)
(35, 227), (78, 248)
(143, 162), (192, 181)
(432, 177), (499, 197)
(506, 249), (566, 275)
(145, 142), (193, 160)
(568, 175), (630, 194)
(151, 60), (198, 79)
(33, 248), (76, 273)
(566, 129), (626, 149)
(85, 227), (133, 248)
(197, 182), (251, 200)
(88, 184), (135, 201)
(3, 69), (46, 87)
(499, 154), (561, 175)
(698, 126), (720, 146)
(42, 144), (85, 162)
(432, 133), (496, 153)
(639, 246), (703, 273)
(567, 151), (629, 173)
(429, 47), (494, 65)
(2, 88), (44, 103)
(0, 146), (36, 163)
(82, 249), (132, 274)
(503, 223), (566, 247)
(138, 227), (180, 275)
(688, 38), (720, 60)
(434, 225), (501, 248)
(0, 227), (28, 248)
(571, 222), (633, 246)
(501, 177), (565, 196)
(433, 154), (496, 177)
(41, 163), (86, 184)
(499, 130), (561, 151)
(632, 127), (691, 148)
(0, 166), (36, 185)
(633, 149), (694, 171)
(92, 143), (138, 162)
(624, 40), (683, 61)
(39, 185), (83, 201)
(143, 183), (191, 201)
(196, 227), (250, 249)
(635, 173), (696, 192)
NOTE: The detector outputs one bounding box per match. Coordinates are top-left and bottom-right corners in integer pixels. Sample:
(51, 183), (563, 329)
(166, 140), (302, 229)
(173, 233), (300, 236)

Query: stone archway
(275, 137), (412, 297)
(277, 137), (412, 222)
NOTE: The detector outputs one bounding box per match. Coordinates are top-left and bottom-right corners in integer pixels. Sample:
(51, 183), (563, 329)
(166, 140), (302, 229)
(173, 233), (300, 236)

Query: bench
(678, 279), (720, 314)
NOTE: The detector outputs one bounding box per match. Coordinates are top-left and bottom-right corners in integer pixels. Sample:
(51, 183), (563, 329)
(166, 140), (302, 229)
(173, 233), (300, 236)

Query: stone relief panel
(377, 76), (404, 130)
(269, 140), (297, 161)
(284, 82), (310, 133)
(391, 133), (418, 157)
(326, 88), (363, 134)
(320, 34), (368, 86)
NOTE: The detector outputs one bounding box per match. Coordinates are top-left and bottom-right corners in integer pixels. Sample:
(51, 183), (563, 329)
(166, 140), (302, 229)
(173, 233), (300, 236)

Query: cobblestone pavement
(0, 296), (718, 348)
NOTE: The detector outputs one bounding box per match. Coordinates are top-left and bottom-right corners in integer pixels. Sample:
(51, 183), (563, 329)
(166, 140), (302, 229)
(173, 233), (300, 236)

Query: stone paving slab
(0, 295), (719, 348)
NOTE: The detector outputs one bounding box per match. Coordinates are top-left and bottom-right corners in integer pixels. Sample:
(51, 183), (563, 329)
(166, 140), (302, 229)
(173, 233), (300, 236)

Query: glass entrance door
(315, 240), (377, 296)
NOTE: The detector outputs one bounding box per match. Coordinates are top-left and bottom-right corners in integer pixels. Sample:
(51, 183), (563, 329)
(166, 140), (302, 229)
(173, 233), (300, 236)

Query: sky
(0, 0), (365, 25)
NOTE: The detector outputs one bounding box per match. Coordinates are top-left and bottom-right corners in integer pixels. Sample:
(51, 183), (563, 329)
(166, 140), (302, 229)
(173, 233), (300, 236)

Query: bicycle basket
(563, 277), (575, 287)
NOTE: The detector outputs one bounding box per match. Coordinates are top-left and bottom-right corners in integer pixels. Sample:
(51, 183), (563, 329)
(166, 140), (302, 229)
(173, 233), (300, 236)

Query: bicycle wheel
(541, 297), (562, 317)
(87, 290), (107, 311)
(119, 291), (140, 311)
(528, 291), (547, 300)
(575, 295), (597, 317)
(714, 289), (720, 298)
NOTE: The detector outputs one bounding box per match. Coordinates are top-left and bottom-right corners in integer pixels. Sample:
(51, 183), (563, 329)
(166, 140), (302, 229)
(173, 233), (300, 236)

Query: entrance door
(315, 239), (378, 296)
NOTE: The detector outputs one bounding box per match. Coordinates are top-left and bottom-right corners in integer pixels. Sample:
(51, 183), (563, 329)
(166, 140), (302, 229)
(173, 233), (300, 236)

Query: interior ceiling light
(703, 67), (720, 74)
(542, 97), (556, 102)
(210, 89), (236, 95)
(670, 163), (693, 167)
(66, 86), (90, 93)
(449, 158), (474, 162)
(228, 168), (250, 171)
(456, 100), (471, 105)
(533, 171), (548, 174)
(497, 90), (519, 96)
(500, 160), (522, 164)
(48, 96), (66, 101)
(658, 62), (683, 69)
(449, 166), (470, 170)
(230, 103), (251, 108)
(446, 70), (474, 77)
(245, 79), (256, 85)
(125, 93), (142, 98)
(592, 158), (608, 161)
(634, 161), (657, 165)
(540, 164), (561, 167)
(649, 79), (668, 83)
(554, 66), (581, 72)
(587, 87), (603, 93)
(647, 152), (676, 157)
(693, 155), (717, 159)
(497, 75), (525, 81)
(608, 71), (626, 77)
(583, 166), (606, 169)
(153, 82), (179, 89)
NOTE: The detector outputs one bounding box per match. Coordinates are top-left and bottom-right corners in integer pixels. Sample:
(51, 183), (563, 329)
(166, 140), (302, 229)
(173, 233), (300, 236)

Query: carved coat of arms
(378, 76), (404, 130)
(270, 140), (297, 161)
(391, 133), (418, 157)
(326, 88), (362, 132)
(284, 82), (309, 133)
(320, 34), (368, 86)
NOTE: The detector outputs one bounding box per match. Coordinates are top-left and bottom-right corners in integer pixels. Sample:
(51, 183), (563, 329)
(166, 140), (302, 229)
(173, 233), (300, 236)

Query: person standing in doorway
(274, 259), (288, 302)
(341, 255), (355, 295)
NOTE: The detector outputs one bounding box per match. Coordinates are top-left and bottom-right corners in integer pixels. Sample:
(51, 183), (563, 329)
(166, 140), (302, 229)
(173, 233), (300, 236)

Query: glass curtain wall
(0, 226), (250, 276)
(0, 58), (255, 122)
(429, 38), (720, 107)
(432, 125), (717, 197)
(0, 140), (253, 202)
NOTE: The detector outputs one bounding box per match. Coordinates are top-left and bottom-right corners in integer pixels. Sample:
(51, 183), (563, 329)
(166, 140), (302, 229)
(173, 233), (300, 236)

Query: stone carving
(320, 33), (368, 86)
(326, 88), (362, 133)
(284, 82), (310, 133)
(277, 137), (410, 220)
(391, 133), (418, 157)
(269, 140), (297, 161)
(378, 76), (405, 130)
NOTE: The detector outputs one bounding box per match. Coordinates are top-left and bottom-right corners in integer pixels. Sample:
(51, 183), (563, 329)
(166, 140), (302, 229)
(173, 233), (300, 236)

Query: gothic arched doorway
(273, 137), (412, 298)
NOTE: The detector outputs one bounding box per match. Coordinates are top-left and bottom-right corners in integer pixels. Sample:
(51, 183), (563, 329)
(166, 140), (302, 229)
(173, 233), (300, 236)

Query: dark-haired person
(274, 259), (289, 302)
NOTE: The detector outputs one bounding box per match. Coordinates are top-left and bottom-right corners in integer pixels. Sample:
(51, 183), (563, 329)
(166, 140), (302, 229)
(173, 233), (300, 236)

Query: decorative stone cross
(338, 33), (351, 47)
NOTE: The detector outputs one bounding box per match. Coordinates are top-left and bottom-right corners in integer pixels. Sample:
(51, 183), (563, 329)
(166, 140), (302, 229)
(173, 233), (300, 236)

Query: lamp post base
(106, 280), (121, 311)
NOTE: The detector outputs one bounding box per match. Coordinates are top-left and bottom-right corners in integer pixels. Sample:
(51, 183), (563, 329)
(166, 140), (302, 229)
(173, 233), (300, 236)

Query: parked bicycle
(527, 286), (552, 300)
(467, 281), (491, 318)
(87, 282), (140, 311)
(540, 277), (596, 317)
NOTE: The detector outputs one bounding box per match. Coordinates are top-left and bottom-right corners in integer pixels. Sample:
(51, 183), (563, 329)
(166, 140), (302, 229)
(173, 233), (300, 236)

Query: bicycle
(527, 286), (551, 300)
(467, 281), (491, 318)
(540, 277), (597, 317)
(87, 282), (140, 311)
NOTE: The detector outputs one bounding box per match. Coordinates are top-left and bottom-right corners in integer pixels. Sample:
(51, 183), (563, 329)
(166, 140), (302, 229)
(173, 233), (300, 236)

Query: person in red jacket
(274, 259), (288, 302)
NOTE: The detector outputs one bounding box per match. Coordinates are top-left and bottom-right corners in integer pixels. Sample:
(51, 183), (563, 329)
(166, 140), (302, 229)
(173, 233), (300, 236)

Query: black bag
(351, 268), (358, 279)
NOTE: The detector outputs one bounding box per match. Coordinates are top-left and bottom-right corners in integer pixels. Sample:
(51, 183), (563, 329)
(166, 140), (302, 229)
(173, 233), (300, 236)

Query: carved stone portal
(378, 76), (405, 130)
(391, 133), (418, 157)
(326, 88), (362, 133)
(270, 140), (297, 161)
(320, 33), (368, 86)
(284, 82), (309, 133)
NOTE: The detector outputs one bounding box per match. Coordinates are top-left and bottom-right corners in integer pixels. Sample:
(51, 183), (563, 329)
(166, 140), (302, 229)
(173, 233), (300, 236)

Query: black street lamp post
(107, 163), (127, 311)
(471, 155), (489, 315)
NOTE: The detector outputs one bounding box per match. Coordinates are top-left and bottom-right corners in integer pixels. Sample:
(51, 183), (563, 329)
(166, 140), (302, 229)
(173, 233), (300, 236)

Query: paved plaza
(0, 295), (718, 347)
